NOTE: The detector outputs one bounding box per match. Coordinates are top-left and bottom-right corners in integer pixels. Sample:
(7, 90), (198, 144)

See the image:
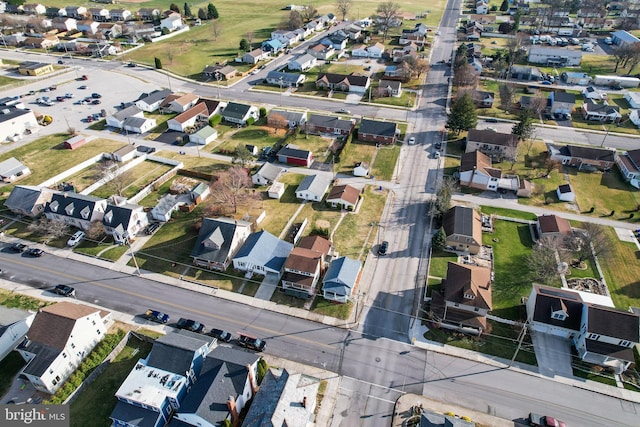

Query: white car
(67, 231), (86, 247)
(408, 137), (416, 145)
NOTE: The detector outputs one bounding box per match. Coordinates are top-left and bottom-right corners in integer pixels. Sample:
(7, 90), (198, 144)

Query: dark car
(435, 141), (442, 149)
(127, 62), (136, 67)
(144, 309), (170, 324)
(26, 248), (44, 257)
(176, 318), (205, 333)
(78, 85), (87, 90)
(91, 99), (101, 105)
(9, 243), (27, 253)
(237, 333), (266, 352)
(145, 222), (161, 235)
(378, 241), (389, 256)
(484, 118), (498, 123)
(209, 328), (233, 343)
(91, 93), (102, 98)
(137, 145), (156, 154)
(54, 284), (75, 297)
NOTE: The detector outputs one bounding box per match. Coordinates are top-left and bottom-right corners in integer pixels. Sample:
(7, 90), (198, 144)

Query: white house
(582, 86), (606, 100)
(44, 192), (107, 230)
(160, 11), (182, 31)
(106, 105), (144, 129)
(189, 125), (218, 145)
(295, 174), (331, 202)
(0, 307), (35, 362)
(167, 103), (206, 131)
(366, 42), (385, 58)
(626, 92), (640, 109)
(268, 181), (285, 199)
(252, 162), (283, 186)
(0, 107), (38, 142)
(135, 89), (171, 112)
(102, 203), (149, 244)
(18, 302), (112, 393)
(288, 53), (317, 71)
(221, 102), (259, 126)
(353, 161), (369, 177)
(0, 157), (31, 183)
(528, 46), (582, 66)
(123, 116), (157, 134)
(556, 183), (575, 202)
(233, 230), (293, 277)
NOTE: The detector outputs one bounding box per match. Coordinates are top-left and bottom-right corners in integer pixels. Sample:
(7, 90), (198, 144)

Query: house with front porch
(442, 206), (482, 255)
(378, 79), (402, 97)
(307, 43), (335, 60)
(430, 262), (492, 334)
(546, 143), (615, 171)
(266, 71), (306, 88)
(315, 73), (370, 94)
(357, 119), (398, 144)
(252, 162), (283, 186)
(466, 129), (518, 161)
(326, 184), (360, 210)
(221, 102), (259, 126)
(306, 114), (355, 136)
(4, 185), (54, 218)
(615, 148), (640, 183)
(135, 89), (171, 112)
(267, 109), (307, 129)
(581, 100), (622, 123)
(281, 247), (324, 298)
(295, 174), (331, 202)
(242, 48), (267, 64)
(233, 231), (293, 277)
(102, 203), (149, 244)
(288, 53), (317, 72)
(322, 256), (361, 303)
(191, 217), (252, 271)
(44, 192), (107, 230)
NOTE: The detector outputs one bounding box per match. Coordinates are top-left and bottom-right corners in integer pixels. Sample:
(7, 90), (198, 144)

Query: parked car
(145, 222), (161, 235)
(26, 248), (44, 257)
(9, 243), (27, 253)
(237, 333), (266, 352)
(144, 309), (170, 324)
(91, 99), (101, 105)
(80, 75), (88, 80)
(127, 62), (136, 68)
(209, 328), (233, 343)
(408, 137), (416, 145)
(91, 93), (102, 98)
(136, 145), (156, 154)
(435, 141), (442, 149)
(529, 412), (566, 427)
(54, 284), (75, 297)
(433, 151), (440, 159)
(378, 241), (388, 256)
(78, 85), (87, 90)
(485, 117), (498, 123)
(67, 231), (86, 247)
(64, 93), (74, 99)
(176, 318), (205, 333)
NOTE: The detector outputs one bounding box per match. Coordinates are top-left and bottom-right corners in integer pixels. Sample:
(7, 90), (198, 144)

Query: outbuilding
(64, 135), (87, 150)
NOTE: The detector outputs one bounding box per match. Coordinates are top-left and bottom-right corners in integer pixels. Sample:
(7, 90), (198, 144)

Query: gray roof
(20, 342), (61, 376)
(290, 53), (316, 66)
(420, 410), (475, 426)
(110, 401), (159, 427)
(254, 162), (283, 181)
(268, 109), (306, 123)
(266, 71), (304, 84)
(442, 206), (475, 238)
(174, 348), (259, 425)
(102, 204), (137, 231)
(296, 174), (331, 196)
(278, 144), (311, 160)
(123, 116), (151, 128)
(551, 91), (576, 104)
(307, 114), (354, 131)
(112, 105), (142, 121)
(44, 192), (104, 220)
(234, 230), (293, 272)
(612, 30), (640, 44)
(193, 125), (216, 139)
(359, 119), (397, 137)
(4, 185), (50, 214)
(0, 157), (28, 178)
(191, 217), (251, 265)
(0, 306), (32, 327)
(529, 46), (582, 58)
(137, 89), (171, 105)
(323, 256), (361, 295)
(146, 331), (210, 375)
(222, 102), (253, 120)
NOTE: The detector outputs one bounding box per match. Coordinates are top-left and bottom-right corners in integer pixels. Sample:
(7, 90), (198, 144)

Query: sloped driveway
(530, 330), (574, 378)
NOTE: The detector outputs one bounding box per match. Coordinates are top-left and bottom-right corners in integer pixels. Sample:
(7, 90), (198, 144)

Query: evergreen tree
(207, 3), (219, 20)
(154, 57), (163, 69)
(170, 3), (180, 14)
(183, 3), (192, 17)
(239, 38), (250, 51)
(431, 228), (446, 251)
(446, 93), (477, 135)
(499, 0), (509, 12)
(197, 8), (207, 20)
(512, 108), (534, 141)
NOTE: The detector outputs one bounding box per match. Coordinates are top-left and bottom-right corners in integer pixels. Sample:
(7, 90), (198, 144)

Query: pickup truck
(529, 412), (566, 427)
(237, 333), (266, 352)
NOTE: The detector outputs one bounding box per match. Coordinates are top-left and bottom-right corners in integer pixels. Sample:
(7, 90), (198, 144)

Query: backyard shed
(64, 135), (87, 150)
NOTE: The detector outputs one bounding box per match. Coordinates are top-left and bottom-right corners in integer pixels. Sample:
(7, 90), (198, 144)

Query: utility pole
(127, 239), (141, 276)
(510, 320), (529, 367)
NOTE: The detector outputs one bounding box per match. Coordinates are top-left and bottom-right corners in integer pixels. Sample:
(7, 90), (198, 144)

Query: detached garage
(64, 135), (87, 150)
(277, 144), (312, 167)
(189, 126), (218, 146)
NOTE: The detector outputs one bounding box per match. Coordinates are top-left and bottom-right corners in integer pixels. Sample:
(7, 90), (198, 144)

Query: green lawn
(336, 139), (376, 175)
(0, 352), (26, 398)
(483, 219), (535, 320)
(69, 335), (153, 427)
(480, 206), (537, 221)
(599, 227), (640, 311)
(569, 168), (640, 221)
(257, 173), (305, 237)
(90, 161), (174, 200)
(0, 288), (51, 311)
(370, 143), (401, 180)
(428, 250), (458, 279)
(215, 126), (285, 155)
(298, 201), (343, 236)
(311, 297), (353, 319)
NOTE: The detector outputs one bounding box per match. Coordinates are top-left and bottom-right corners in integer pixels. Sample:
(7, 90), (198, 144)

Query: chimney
(302, 396), (307, 408)
(246, 364), (258, 395)
(226, 395), (239, 427)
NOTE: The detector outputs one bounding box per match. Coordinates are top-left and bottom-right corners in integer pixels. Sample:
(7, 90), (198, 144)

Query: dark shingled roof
(467, 129), (518, 147)
(587, 305), (640, 342)
(146, 332), (210, 375)
(531, 285), (584, 332)
(358, 119), (397, 137)
(561, 144), (615, 162)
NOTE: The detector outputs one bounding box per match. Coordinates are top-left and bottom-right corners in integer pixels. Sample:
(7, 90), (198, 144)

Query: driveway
(530, 330), (574, 378)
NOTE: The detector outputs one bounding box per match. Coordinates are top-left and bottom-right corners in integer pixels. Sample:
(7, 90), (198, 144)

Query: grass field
(370, 143), (401, 180)
(598, 226), (640, 311)
(258, 173), (306, 236)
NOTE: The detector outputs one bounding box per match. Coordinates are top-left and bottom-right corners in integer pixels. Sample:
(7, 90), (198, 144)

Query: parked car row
(8, 243), (44, 257)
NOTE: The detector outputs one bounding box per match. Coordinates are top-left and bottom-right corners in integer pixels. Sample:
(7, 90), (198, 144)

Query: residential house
(326, 184), (360, 210)
(528, 46), (582, 66)
(305, 114), (355, 136)
(288, 53), (317, 72)
(626, 92), (640, 109)
(243, 368), (320, 427)
(277, 144), (313, 167)
(160, 93), (200, 114)
(4, 185), (54, 218)
(22, 36), (59, 50)
(322, 256), (361, 303)
(611, 30), (640, 47)
(167, 103), (208, 131)
(583, 86), (606, 100)
(267, 109), (307, 129)
(271, 29), (300, 47)
(18, 302), (111, 393)
(102, 203), (148, 244)
(321, 31), (348, 50)
(97, 22), (122, 39)
(295, 174), (331, 202)
(307, 43), (335, 60)
(44, 192), (107, 230)
(0, 157), (31, 183)
(420, 409), (476, 427)
(170, 347), (261, 427)
(471, 90), (494, 108)
(123, 116), (157, 134)
(357, 119), (398, 145)
(378, 79), (402, 97)
(64, 6), (87, 19)
(548, 91), (576, 116)
(232, 230), (294, 277)
(51, 16), (78, 32)
(315, 73), (370, 94)
(261, 39), (284, 54)
(189, 126), (218, 146)
(442, 206), (483, 255)
(430, 262), (492, 333)
(475, 0), (489, 14)
(151, 194), (183, 222)
(265, 71), (306, 88)
(353, 161), (369, 177)
(556, 183), (575, 202)
(0, 107), (38, 141)
(106, 105), (144, 129)
(252, 162), (283, 186)
(110, 145), (137, 162)
(242, 48), (267, 64)
(459, 151), (501, 191)
(109, 9), (132, 21)
(509, 65), (543, 81)
(22, 3), (46, 15)
(202, 64), (238, 81)
(344, 23), (363, 40)
(138, 7), (160, 21)
(536, 214), (572, 242)
(465, 129), (518, 161)
(3, 33), (27, 47)
(110, 331), (213, 427)
(77, 19), (101, 35)
(562, 71), (592, 85)
(135, 89), (171, 112)
(615, 149), (640, 183)
(281, 247), (324, 298)
(0, 307), (35, 363)
(190, 217), (252, 271)
(160, 10), (182, 32)
(546, 143), (615, 171)
(399, 23), (429, 46)
(581, 100), (622, 123)
(366, 42), (385, 58)
(350, 44), (369, 58)
(526, 284), (640, 373)
(88, 7), (110, 21)
(221, 102), (259, 126)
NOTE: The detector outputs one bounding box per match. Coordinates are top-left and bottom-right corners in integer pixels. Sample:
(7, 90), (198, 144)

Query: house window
(52, 379), (58, 386)
(71, 343), (75, 349)
(474, 307), (480, 312)
(619, 340), (630, 347)
(588, 333), (600, 340)
(454, 303), (459, 307)
(62, 352), (67, 358)
(551, 312), (566, 321)
(49, 369), (54, 374)
(92, 320), (96, 326)
(55, 375), (60, 382)
(97, 330), (101, 335)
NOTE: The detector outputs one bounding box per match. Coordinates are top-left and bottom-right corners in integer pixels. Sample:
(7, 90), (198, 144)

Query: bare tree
(528, 96), (548, 117)
(28, 218), (70, 243)
(269, 112), (289, 133)
(300, 5), (318, 23)
(498, 83), (518, 112)
(565, 223), (611, 263)
(245, 31), (255, 47)
(95, 159), (133, 197)
(211, 19), (221, 41)
(85, 220), (106, 241)
(233, 145), (253, 166)
(527, 239), (559, 284)
(209, 166), (256, 214)
(542, 158), (560, 178)
(376, 2), (401, 41)
(336, 0), (352, 21)
(452, 63), (479, 87)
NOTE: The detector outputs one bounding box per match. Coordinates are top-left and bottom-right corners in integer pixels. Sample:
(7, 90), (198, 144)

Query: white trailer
(593, 75), (640, 88)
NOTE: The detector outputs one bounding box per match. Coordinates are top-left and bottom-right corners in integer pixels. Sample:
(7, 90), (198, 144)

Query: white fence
(38, 152), (104, 188)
